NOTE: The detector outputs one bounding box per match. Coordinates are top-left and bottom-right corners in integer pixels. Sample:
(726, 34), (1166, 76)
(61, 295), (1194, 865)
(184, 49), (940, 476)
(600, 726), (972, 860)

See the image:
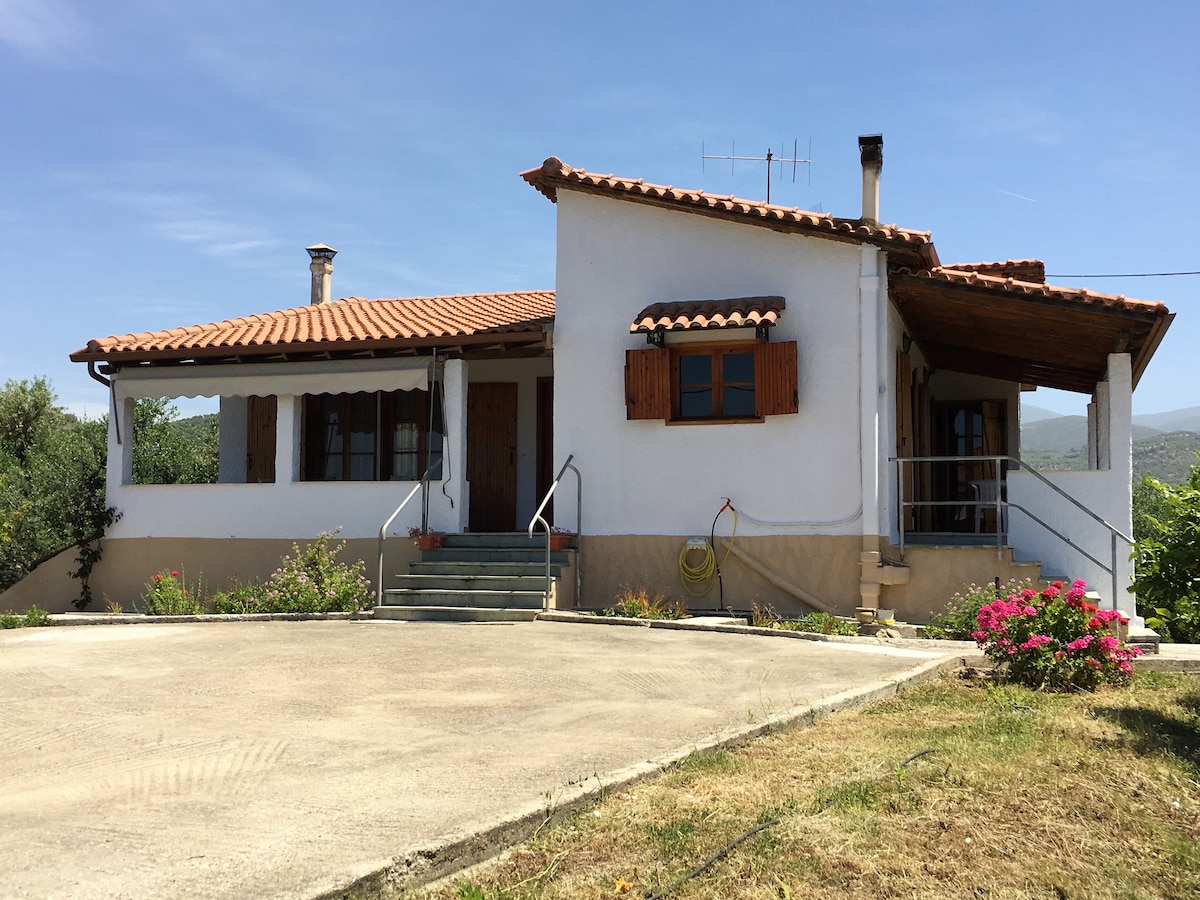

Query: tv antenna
(702, 138), (811, 204)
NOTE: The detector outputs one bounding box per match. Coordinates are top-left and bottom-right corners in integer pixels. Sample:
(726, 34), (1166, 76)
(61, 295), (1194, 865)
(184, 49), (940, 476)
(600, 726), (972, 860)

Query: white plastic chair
(970, 480), (1001, 533)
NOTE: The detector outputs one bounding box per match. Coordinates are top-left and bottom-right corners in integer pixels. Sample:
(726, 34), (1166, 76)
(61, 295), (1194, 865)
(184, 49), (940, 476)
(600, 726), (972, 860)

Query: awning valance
(630, 296), (786, 334)
(113, 358), (432, 401)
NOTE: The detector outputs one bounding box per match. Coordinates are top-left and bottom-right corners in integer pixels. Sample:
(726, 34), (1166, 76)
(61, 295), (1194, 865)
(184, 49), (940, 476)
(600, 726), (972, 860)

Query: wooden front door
(467, 382), (518, 532)
(246, 395), (277, 483)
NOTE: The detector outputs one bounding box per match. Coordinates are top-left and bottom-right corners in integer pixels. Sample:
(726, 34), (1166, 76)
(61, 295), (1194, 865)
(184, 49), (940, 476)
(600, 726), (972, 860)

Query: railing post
(896, 458), (905, 558)
(995, 461), (1003, 560)
(1111, 530), (1119, 612)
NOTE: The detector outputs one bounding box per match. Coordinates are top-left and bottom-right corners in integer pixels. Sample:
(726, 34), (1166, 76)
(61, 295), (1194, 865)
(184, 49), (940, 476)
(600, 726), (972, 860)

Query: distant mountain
(1021, 416), (1163, 454)
(1132, 406), (1200, 434)
(1021, 403), (1066, 424)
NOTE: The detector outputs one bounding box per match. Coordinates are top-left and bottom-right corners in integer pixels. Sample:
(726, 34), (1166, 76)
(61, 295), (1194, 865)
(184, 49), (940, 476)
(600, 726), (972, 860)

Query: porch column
(218, 396), (248, 484)
(1104, 353), (1135, 614)
(274, 395), (301, 485)
(107, 395), (135, 498)
(441, 359), (469, 533)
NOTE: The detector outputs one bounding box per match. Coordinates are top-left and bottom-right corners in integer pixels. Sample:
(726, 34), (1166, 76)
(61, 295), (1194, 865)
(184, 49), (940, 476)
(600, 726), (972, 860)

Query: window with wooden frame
(301, 389), (443, 481)
(625, 340), (798, 423)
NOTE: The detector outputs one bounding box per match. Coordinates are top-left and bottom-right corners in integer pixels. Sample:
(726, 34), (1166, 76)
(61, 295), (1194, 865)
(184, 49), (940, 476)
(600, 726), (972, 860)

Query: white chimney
(858, 134), (883, 223)
(306, 243), (337, 305)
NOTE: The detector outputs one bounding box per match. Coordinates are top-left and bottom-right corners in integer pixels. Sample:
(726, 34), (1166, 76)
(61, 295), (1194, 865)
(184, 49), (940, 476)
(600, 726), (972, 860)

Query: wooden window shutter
(624, 347), (670, 420)
(759, 340), (799, 416)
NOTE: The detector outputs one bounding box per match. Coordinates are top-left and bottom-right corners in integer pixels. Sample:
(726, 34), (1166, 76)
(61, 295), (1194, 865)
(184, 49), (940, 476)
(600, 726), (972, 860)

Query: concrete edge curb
(318, 653), (973, 899)
(47, 610), (377, 626)
(536, 610), (976, 653)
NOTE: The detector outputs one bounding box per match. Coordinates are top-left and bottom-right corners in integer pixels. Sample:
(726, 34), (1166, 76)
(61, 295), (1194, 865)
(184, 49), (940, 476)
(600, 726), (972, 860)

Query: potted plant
(408, 526), (445, 550)
(548, 526), (574, 551)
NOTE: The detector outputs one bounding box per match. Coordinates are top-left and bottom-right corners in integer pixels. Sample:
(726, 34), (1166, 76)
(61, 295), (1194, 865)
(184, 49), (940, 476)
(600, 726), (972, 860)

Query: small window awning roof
(630, 296), (785, 334)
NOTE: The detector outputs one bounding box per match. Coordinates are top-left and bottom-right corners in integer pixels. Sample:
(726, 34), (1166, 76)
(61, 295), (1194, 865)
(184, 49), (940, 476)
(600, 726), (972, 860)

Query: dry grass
(418, 672), (1200, 900)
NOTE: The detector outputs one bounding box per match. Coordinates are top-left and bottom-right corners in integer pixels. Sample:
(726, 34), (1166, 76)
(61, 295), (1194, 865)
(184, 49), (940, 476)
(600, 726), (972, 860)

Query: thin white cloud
(991, 187), (1036, 203)
(0, 0), (86, 59)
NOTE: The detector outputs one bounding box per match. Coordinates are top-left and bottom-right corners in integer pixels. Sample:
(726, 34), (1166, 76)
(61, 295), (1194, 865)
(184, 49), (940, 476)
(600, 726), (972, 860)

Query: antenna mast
(702, 138), (811, 204)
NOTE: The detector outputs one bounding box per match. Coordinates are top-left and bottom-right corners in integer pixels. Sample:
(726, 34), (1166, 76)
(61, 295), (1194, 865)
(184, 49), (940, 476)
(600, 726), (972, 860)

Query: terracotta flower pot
(416, 534), (444, 550)
(548, 534), (572, 551)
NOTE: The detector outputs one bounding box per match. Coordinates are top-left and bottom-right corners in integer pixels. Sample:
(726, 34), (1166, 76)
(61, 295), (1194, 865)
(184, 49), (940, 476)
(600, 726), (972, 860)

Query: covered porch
(886, 260), (1173, 610)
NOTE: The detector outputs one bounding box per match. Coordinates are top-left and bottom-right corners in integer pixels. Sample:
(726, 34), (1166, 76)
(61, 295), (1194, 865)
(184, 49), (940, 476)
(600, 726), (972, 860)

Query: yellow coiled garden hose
(679, 504), (737, 597)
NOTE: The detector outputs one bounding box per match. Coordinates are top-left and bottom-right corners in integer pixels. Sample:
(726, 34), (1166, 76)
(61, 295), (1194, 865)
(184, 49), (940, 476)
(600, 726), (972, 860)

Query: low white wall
(105, 480), (458, 542)
(1007, 469), (1134, 610)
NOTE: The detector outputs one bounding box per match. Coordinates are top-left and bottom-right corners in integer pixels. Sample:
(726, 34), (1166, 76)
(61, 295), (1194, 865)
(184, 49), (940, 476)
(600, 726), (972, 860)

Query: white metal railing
(526, 454), (581, 609)
(376, 465), (437, 604)
(891, 454), (1134, 604)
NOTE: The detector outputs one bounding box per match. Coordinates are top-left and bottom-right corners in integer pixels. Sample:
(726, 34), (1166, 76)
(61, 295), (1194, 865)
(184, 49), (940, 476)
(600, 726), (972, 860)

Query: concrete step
(441, 532), (574, 550)
(374, 605), (540, 623)
(392, 574), (547, 592)
(409, 561), (563, 578)
(422, 547), (571, 564)
(382, 588), (545, 610)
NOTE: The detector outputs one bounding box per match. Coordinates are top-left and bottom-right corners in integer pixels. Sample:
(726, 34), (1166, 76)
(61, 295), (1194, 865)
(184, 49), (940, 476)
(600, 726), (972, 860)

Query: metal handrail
(376, 465), (437, 605)
(526, 454), (582, 610)
(890, 454), (1134, 604)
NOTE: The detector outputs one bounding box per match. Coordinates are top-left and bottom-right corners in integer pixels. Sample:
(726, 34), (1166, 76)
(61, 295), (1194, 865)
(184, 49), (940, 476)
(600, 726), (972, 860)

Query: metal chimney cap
(306, 243), (337, 261)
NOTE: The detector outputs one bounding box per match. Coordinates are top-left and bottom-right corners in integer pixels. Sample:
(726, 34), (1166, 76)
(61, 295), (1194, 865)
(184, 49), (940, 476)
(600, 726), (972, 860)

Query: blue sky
(2, 0), (1196, 418)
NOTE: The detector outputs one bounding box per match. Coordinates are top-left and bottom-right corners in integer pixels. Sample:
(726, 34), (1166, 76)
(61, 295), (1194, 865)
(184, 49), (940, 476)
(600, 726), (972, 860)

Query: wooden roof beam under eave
(918, 339), (1104, 393)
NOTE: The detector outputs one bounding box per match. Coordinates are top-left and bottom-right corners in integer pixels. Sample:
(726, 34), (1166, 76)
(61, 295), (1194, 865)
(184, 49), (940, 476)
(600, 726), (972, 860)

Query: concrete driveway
(0, 620), (953, 899)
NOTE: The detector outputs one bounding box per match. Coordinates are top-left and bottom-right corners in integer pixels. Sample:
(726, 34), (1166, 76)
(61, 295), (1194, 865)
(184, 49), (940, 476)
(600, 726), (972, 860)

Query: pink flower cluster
(970, 578), (1143, 690)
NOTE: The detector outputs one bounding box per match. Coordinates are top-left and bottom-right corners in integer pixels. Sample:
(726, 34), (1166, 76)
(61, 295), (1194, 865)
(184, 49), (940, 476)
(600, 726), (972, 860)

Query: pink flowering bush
(254, 529), (375, 613)
(973, 579), (1142, 691)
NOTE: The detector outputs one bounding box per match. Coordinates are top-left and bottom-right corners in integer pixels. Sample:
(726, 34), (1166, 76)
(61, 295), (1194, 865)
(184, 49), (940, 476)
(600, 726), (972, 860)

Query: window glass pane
(349, 393), (376, 453)
(679, 354), (712, 385)
(723, 352), (755, 383)
(349, 453), (374, 481)
(680, 386), (713, 418)
(723, 385), (756, 417)
(322, 452), (343, 481)
(392, 453), (419, 481)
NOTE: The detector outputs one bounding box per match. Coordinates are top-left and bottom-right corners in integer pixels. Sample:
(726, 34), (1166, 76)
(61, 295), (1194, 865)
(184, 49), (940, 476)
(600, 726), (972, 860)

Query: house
(49, 135), (1172, 621)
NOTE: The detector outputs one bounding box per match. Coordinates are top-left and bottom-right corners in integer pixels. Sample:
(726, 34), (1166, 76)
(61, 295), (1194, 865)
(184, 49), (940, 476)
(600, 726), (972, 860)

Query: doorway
(467, 382), (518, 531)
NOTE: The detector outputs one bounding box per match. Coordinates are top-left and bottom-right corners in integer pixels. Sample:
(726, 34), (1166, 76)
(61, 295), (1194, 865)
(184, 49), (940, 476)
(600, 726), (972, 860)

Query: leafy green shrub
(604, 586), (687, 620)
(140, 570), (203, 615)
(23, 604), (50, 627)
(1133, 464), (1200, 642)
(924, 578), (1034, 640)
(749, 603), (858, 635)
(210, 579), (264, 615)
(1, 611), (23, 628)
(974, 579), (1141, 691)
(256, 530), (374, 613)
(783, 611), (860, 636)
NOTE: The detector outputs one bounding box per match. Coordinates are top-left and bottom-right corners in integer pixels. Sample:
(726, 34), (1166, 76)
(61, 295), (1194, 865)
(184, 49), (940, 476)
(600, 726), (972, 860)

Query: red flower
(155, 573), (163, 581)
(171, 570), (179, 577)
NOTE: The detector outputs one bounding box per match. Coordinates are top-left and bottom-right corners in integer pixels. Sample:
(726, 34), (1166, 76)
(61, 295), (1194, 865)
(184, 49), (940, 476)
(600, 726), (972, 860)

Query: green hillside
(1020, 431), (1200, 484)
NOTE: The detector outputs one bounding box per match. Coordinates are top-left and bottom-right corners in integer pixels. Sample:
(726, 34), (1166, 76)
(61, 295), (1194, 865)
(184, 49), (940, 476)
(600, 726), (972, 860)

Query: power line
(1047, 270), (1200, 278)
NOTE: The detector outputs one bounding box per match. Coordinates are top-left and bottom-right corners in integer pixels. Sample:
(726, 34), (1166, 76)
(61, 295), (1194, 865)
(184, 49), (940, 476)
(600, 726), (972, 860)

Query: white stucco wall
(551, 191), (866, 537)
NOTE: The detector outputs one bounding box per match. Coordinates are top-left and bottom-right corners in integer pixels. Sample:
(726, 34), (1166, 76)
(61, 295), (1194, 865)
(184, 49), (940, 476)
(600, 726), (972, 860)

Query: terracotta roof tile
(71, 291), (555, 363)
(893, 266), (1166, 316)
(941, 259), (1046, 283)
(630, 296), (786, 333)
(521, 157), (932, 251)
